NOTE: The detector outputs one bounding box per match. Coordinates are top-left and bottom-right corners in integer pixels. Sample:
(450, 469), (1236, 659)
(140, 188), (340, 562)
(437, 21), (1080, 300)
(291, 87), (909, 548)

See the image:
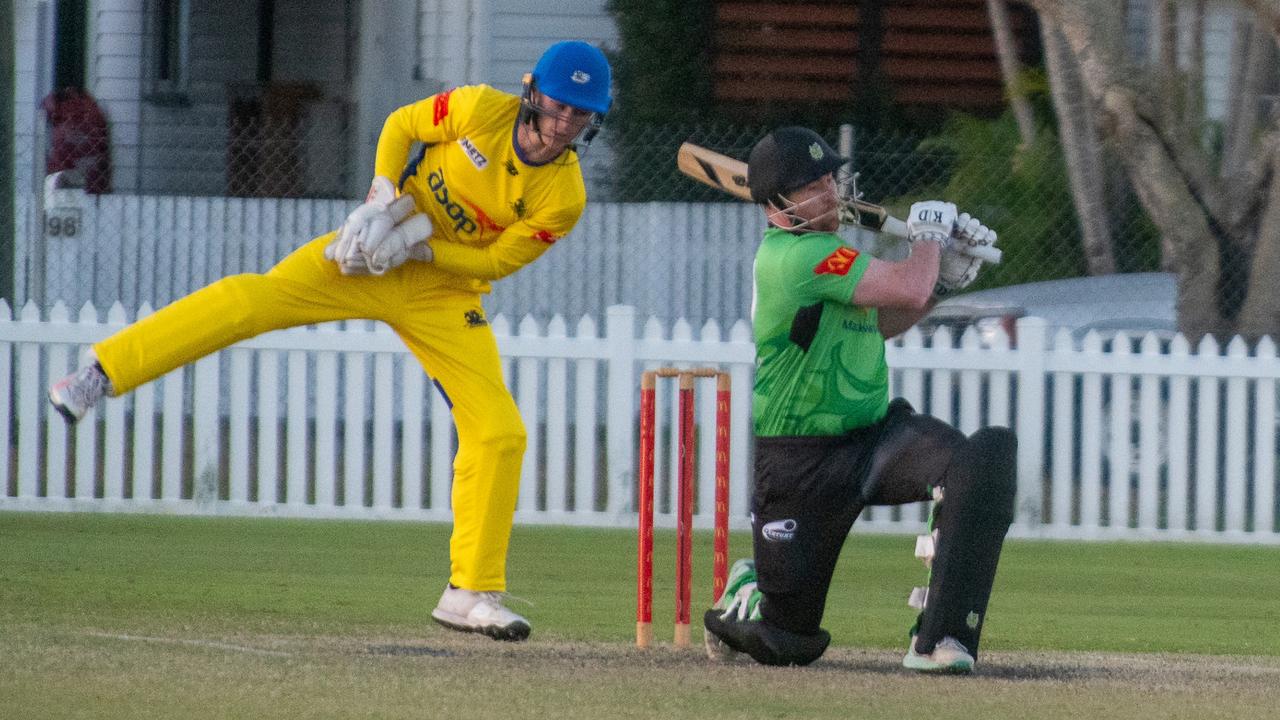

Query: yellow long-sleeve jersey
(375, 84), (588, 294)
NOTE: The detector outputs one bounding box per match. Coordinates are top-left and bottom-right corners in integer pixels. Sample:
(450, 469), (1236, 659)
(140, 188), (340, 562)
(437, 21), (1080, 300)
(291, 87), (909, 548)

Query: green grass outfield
(2, 512), (1278, 719)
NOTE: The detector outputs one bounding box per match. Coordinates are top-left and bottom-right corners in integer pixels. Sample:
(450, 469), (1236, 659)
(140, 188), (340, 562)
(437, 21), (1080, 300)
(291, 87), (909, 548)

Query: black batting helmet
(746, 127), (848, 205)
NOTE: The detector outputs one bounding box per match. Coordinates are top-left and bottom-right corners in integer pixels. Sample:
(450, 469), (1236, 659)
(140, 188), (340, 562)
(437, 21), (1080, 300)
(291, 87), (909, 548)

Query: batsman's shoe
(49, 363), (113, 424)
(902, 635), (974, 674)
(705, 558), (758, 661)
(431, 585), (531, 642)
(703, 606), (830, 667)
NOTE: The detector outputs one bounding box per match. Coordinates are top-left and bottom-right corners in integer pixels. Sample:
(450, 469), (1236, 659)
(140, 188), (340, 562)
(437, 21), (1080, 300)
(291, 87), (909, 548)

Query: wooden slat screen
(712, 0), (1029, 111)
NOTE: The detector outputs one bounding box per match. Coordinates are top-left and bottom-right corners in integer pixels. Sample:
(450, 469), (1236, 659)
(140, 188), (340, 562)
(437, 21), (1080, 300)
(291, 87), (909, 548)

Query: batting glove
(935, 249), (982, 296)
(935, 212), (997, 296)
(952, 211), (998, 260)
(906, 200), (957, 249)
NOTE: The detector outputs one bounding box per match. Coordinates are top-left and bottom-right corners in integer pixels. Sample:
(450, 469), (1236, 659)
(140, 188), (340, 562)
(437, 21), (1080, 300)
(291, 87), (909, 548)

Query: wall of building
(14, 0), (620, 200)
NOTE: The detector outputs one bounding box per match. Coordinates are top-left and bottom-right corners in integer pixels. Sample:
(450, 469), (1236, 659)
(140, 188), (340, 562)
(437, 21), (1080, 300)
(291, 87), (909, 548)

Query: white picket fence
(2, 300), (1279, 544)
(19, 194), (765, 328)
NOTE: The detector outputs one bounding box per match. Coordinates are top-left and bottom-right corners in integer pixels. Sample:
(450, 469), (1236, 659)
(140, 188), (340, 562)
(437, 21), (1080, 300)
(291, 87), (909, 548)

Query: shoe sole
(902, 654), (974, 674)
(704, 632), (743, 662)
(431, 610), (531, 642)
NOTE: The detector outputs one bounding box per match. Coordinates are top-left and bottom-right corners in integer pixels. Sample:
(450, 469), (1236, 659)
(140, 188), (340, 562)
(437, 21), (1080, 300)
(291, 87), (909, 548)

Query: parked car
(920, 272), (1177, 347)
(918, 272), (1180, 480)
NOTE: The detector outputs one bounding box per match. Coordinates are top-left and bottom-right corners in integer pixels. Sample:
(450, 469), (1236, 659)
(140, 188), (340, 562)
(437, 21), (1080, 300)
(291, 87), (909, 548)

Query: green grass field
(2, 511), (1278, 719)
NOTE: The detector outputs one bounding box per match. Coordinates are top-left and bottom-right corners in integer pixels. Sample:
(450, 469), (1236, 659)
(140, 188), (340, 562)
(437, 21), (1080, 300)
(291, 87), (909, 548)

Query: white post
(288, 349), (310, 507)
(192, 353), (221, 506)
(0, 302), (10, 500)
(16, 304), (40, 499)
(351, 2), (436, 198)
(838, 123), (855, 197)
(1014, 317), (1047, 529)
(605, 305), (637, 518)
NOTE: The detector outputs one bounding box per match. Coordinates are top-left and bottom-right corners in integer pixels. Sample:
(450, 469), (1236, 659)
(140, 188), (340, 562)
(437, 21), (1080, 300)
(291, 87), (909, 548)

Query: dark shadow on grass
(360, 640), (1110, 683)
(967, 661), (1109, 682)
(810, 655), (1108, 682)
(366, 644), (457, 658)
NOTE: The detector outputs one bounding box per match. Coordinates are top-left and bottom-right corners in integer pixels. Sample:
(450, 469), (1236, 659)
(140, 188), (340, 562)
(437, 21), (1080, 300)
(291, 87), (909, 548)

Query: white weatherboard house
(11, 0), (622, 315)
(14, 0), (618, 199)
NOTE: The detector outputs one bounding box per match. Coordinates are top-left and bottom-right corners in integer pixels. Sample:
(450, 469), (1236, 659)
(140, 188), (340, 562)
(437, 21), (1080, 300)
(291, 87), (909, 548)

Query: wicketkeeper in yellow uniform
(49, 40), (613, 641)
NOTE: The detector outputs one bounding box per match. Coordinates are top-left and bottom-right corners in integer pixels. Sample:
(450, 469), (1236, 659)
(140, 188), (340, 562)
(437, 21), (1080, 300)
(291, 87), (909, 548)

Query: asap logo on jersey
(427, 169), (477, 234)
(426, 168), (509, 239)
(813, 246), (859, 276)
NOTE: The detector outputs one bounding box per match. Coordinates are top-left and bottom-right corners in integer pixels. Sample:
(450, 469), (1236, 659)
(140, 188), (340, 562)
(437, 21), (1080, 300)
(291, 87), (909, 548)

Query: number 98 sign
(45, 208), (82, 238)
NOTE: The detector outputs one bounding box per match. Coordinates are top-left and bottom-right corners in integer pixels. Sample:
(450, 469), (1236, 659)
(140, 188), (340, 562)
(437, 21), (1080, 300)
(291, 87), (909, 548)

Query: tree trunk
(1222, 20), (1270, 178)
(986, 0), (1037, 149)
(1153, 0), (1180, 268)
(1102, 88), (1227, 339)
(1029, 0), (1280, 342)
(1186, 0), (1206, 128)
(1041, 19), (1115, 275)
(1238, 141), (1280, 337)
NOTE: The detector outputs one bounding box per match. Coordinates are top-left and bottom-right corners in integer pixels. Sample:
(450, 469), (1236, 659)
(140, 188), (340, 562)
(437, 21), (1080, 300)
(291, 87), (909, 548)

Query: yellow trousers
(94, 232), (526, 591)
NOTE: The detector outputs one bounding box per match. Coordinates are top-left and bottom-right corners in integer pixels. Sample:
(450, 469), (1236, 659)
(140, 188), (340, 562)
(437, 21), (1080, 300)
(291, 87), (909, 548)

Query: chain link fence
(18, 99), (1161, 326)
(597, 121), (1161, 291)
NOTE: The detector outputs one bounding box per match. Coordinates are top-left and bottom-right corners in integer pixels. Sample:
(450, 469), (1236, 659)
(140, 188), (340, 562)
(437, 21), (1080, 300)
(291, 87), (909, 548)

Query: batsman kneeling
(703, 127), (1016, 673)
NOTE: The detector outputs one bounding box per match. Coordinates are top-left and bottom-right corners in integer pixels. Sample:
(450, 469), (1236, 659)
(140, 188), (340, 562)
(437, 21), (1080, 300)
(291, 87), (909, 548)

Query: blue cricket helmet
(531, 41), (612, 114)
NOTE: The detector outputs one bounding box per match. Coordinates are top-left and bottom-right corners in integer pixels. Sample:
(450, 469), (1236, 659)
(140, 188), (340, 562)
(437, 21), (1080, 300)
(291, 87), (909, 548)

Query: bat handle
(881, 216), (1003, 264)
(881, 216), (909, 239)
(960, 244), (1002, 264)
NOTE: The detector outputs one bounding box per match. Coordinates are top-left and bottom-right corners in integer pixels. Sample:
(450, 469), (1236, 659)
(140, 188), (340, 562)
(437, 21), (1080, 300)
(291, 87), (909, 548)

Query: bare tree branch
(1154, 0), (1180, 123)
(1049, 2), (1229, 210)
(1041, 17), (1115, 274)
(986, 0), (1037, 149)
(1186, 0), (1206, 128)
(1028, 0), (1243, 338)
(1102, 87), (1226, 337)
(1222, 17), (1269, 178)
(1239, 145), (1280, 335)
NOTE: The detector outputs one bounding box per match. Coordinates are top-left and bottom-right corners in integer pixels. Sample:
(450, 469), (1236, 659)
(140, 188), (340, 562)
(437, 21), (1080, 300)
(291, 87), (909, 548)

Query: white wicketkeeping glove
(364, 214), (435, 275)
(935, 212), (997, 296)
(325, 176), (397, 275)
(906, 200), (957, 250)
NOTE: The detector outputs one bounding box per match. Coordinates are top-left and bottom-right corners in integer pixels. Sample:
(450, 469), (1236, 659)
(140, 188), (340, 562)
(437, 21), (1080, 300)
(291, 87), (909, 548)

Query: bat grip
(881, 216), (1003, 264)
(881, 216), (908, 238)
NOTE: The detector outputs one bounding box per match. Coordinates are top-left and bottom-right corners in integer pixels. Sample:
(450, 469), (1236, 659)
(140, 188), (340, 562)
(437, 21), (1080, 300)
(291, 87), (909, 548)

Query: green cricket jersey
(752, 227), (889, 436)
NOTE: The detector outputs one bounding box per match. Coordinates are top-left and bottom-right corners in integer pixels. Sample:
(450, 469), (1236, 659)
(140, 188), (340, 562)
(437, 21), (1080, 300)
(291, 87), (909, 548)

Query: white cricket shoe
(902, 635), (974, 674)
(431, 585), (531, 642)
(49, 363), (113, 424)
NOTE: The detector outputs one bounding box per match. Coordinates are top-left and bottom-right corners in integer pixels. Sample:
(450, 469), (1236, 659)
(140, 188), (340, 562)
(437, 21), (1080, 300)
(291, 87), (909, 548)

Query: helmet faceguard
(764, 178), (845, 232)
(748, 127), (854, 233)
(519, 74), (608, 152)
(518, 41), (613, 153)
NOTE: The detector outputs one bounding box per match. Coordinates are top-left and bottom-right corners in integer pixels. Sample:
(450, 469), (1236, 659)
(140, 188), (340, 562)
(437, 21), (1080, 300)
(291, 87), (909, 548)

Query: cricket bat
(676, 142), (1002, 264)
